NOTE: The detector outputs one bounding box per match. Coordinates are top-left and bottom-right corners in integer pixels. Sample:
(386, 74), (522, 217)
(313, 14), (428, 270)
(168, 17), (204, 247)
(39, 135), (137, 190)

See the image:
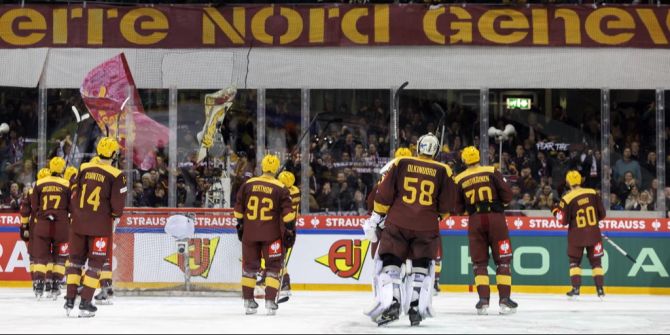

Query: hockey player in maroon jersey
(20, 168), (51, 296)
(552, 170), (607, 299)
(65, 138), (127, 317)
(365, 134), (455, 326)
(234, 155), (295, 316)
(30, 157), (71, 300)
(453, 146), (517, 315)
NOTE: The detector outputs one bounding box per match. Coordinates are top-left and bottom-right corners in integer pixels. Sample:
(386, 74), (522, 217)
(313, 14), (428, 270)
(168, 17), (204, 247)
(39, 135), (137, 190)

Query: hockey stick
(602, 234), (636, 263)
(392, 82), (409, 148)
(114, 97), (130, 168)
(276, 247), (293, 304)
(431, 102), (447, 157)
(67, 106), (90, 165)
(276, 111), (324, 177)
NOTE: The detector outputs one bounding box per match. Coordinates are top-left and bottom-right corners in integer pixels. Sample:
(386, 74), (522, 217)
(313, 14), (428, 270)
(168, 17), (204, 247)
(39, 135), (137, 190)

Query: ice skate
(48, 280), (61, 300)
(78, 300), (97, 318)
(64, 298), (75, 317)
(95, 287), (114, 305)
(277, 280), (291, 304)
(33, 280), (45, 300)
(433, 279), (440, 296)
(566, 286), (580, 300)
(476, 298), (489, 315)
(408, 304), (422, 326)
(376, 300), (400, 327)
(499, 297), (518, 315)
(597, 286), (605, 300)
(266, 300), (278, 316)
(244, 299), (259, 315)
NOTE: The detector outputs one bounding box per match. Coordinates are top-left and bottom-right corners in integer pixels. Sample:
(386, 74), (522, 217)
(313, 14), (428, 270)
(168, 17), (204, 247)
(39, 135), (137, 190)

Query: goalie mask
(417, 133), (439, 158)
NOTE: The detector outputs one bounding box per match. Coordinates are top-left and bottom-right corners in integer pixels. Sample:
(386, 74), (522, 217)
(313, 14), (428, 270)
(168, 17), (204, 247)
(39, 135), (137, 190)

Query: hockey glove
(19, 224), (29, 242)
(363, 212), (385, 243)
(236, 219), (244, 241)
(283, 228), (296, 248)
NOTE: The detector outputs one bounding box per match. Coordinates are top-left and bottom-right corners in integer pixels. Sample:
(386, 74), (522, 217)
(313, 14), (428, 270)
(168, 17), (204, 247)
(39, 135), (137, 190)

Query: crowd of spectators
(3, 87), (670, 216)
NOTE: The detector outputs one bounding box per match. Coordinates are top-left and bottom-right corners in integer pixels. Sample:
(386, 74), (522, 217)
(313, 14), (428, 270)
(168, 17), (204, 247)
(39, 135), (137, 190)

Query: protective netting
(113, 208), (242, 296)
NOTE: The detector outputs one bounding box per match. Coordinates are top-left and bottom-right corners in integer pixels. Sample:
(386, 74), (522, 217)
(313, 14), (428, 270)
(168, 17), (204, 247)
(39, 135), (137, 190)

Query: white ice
(0, 289), (668, 334)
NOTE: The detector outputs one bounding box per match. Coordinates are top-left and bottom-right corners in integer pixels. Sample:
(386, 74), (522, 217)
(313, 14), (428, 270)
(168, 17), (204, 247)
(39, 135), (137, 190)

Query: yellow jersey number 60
(247, 196), (274, 221)
(403, 177), (435, 206)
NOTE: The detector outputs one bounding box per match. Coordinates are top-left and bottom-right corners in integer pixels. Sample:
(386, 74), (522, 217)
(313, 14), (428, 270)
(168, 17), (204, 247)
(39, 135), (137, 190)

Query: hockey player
(277, 170), (300, 303)
(64, 137), (127, 317)
(365, 133), (454, 326)
(30, 157), (71, 300)
(453, 146), (517, 315)
(552, 170), (606, 299)
(20, 168), (51, 295)
(234, 154), (294, 316)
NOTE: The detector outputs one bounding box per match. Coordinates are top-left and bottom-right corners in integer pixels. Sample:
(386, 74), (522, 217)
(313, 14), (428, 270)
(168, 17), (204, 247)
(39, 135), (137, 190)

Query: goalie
(364, 134), (455, 327)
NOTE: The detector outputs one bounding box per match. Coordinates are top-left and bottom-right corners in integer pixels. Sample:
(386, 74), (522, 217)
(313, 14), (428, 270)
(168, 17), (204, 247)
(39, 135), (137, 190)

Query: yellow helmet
(37, 168), (51, 180)
(566, 170), (582, 187)
(64, 166), (78, 181)
(394, 147), (412, 158)
(461, 146), (480, 165)
(261, 154), (280, 174)
(97, 137), (120, 159)
(49, 157), (66, 175)
(278, 171), (296, 188)
(90, 156), (101, 164)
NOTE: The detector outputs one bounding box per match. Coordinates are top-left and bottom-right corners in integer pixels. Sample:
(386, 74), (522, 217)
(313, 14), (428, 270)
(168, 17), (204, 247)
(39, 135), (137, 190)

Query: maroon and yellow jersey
(234, 175), (295, 242)
(30, 176), (71, 227)
(453, 165), (512, 215)
(70, 161), (127, 237)
(288, 185), (300, 217)
(557, 188), (605, 247)
(373, 157), (455, 232)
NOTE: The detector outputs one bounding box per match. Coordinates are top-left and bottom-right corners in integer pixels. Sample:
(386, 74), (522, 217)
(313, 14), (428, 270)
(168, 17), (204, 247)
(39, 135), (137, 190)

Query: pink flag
(81, 53), (169, 170)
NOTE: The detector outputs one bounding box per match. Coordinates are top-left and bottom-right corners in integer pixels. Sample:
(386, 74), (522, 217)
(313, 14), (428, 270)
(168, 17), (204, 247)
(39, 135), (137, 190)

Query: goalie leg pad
(364, 265), (402, 321)
(409, 260), (435, 318)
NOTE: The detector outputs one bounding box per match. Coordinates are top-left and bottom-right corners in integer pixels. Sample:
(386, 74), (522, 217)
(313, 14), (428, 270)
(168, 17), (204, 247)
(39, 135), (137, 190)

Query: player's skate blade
(244, 299), (259, 315)
(476, 299), (489, 315)
(566, 287), (580, 300)
(266, 301), (278, 316)
(78, 300), (97, 318)
(64, 298), (75, 317)
(499, 298), (518, 315)
(376, 302), (400, 327)
(95, 289), (114, 305)
(597, 286), (605, 301)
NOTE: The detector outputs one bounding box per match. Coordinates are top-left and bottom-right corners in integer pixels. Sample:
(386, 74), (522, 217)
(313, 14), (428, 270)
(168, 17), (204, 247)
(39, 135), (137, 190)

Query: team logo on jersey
(164, 237), (220, 279)
(498, 239), (512, 257)
(315, 239), (370, 280)
(268, 240), (283, 259)
(594, 242), (604, 257)
(58, 243), (70, 257)
(92, 237), (109, 256)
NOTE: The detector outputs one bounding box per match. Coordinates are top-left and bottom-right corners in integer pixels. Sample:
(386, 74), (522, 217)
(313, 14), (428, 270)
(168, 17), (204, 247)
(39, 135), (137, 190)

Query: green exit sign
(506, 98), (532, 110)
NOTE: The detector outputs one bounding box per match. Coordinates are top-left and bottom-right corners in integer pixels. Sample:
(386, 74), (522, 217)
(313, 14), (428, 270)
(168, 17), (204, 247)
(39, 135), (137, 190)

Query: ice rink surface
(0, 289), (668, 334)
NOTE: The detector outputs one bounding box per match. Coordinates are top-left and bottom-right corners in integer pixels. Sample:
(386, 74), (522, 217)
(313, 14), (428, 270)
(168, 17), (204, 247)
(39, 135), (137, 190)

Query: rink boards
(0, 211), (669, 294)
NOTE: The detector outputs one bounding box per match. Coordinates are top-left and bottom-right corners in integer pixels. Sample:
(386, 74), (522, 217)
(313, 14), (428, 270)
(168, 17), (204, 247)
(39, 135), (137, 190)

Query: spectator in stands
(615, 171), (637, 203)
(332, 172), (355, 212)
(551, 151), (572, 192)
(638, 190), (653, 211)
(518, 166), (537, 195)
(579, 148), (601, 189)
(2, 182), (22, 210)
(613, 147), (641, 183)
(641, 151), (657, 190)
(533, 151), (551, 181)
(630, 141), (641, 162)
(610, 193), (624, 211)
(533, 184), (559, 210)
(176, 176), (188, 207)
(14, 160), (35, 187)
(624, 184), (642, 211)
(317, 182), (336, 212)
(513, 145), (530, 169)
(133, 182), (148, 207)
(519, 193), (533, 210)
